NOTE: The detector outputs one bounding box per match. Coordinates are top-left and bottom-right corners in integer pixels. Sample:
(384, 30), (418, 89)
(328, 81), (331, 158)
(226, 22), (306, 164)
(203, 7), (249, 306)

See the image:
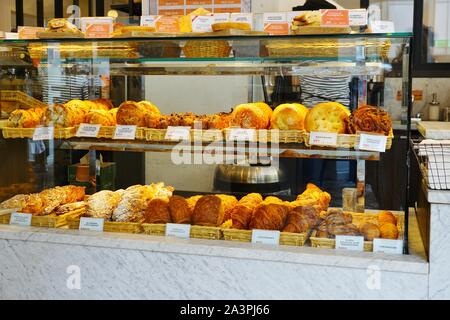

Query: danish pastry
(304, 102), (350, 133)
(347, 105), (392, 135)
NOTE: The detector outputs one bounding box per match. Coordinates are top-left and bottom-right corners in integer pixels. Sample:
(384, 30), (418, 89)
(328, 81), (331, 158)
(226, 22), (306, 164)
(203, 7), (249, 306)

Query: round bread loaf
(270, 103), (309, 130)
(304, 102), (350, 133)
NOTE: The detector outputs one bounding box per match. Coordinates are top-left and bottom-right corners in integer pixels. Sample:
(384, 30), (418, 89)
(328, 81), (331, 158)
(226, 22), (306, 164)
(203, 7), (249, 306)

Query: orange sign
(186, 0), (212, 5)
(158, 0), (184, 6)
(158, 9), (185, 16)
(214, 7), (241, 13)
(264, 23), (289, 35)
(85, 23), (111, 38)
(215, 0), (241, 4)
(321, 9), (349, 27)
(155, 15), (181, 32)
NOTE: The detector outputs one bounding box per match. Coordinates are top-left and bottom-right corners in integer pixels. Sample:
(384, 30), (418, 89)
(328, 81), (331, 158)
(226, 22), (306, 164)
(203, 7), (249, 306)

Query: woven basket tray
(142, 223), (166, 236)
(222, 228), (308, 246)
(303, 131), (394, 150)
(0, 91), (46, 109)
(0, 208), (85, 228)
(66, 217), (143, 234)
(309, 211), (404, 252)
(83, 126), (145, 140)
(1, 127), (76, 139)
(183, 40), (231, 58)
(224, 128), (303, 143)
(190, 225), (222, 240)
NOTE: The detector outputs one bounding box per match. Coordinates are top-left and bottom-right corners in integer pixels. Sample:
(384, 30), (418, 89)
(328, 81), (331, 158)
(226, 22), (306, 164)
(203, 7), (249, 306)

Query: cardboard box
(80, 17), (113, 38)
(68, 162), (116, 191)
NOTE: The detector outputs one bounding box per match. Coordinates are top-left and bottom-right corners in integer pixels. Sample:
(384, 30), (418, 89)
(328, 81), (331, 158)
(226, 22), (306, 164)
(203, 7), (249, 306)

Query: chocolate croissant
(347, 105), (392, 135)
(282, 210), (310, 233)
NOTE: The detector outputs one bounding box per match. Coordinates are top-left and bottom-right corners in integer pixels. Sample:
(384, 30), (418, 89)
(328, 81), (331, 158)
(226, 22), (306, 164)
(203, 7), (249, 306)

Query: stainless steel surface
(214, 164), (285, 184)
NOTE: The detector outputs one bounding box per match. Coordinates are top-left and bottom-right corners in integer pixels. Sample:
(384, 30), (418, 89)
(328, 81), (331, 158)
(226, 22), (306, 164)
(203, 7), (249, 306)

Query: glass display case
(0, 32), (412, 253)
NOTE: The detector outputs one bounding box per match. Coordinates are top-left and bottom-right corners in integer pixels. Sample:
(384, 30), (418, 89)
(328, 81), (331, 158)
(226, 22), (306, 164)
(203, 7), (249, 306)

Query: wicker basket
(303, 132), (394, 150)
(66, 217), (142, 234)
(183, 40), (231, 58)
(192, 129), (224, 142)
(1, 127), (76, 139)
(309, 211), (404, 252)
(260, 129), (304, 144)
(222, 228), (308, 246)
(142, 223), (166, 236)
(88, 126), (145, 140)
(0, 90), (46, 109)
(190, 225), (222, 240)
(145, 128), (167, 142)
(0, 208), (85, 228)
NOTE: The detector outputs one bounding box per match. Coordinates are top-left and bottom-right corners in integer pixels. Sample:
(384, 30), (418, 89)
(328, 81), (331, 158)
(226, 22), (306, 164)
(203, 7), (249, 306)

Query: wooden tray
(1, 126), (76, 139)
(0, 208), (85, 228)
(37, 31), (85, 39)
(303, 131), (394, 150)
(309, 211), (405, 252)
(221, 228), (309, 246)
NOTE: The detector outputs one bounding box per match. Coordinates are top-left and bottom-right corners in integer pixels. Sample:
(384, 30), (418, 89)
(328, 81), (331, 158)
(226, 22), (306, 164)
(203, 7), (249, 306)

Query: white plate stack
(298, 72), (351, 108)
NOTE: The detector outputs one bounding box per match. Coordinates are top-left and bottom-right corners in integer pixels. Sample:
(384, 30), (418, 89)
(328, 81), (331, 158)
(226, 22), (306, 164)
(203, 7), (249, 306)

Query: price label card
(228, 128), (256, 141)
(76, 124), (101, 138)
(191, 15), (214, 32)
(335, 235), (364, 251)
(166, 223), (191, 239)
(79, 217), (104, 231)
(358, 133), (387, 152)
(251, 229), (280, 245)
(373, 238), (403, 254)
(349, 9), (368, 26)
(141, 15), (158, 27)
(370, 20), (395, 33)
(309, 132), (338, 147)
(9, 212), (32, 226)
(321, 9), (350, 27)
(165, 126), (191, 141)
(113, 125), (137, 140)
(33, 127), (54, 141)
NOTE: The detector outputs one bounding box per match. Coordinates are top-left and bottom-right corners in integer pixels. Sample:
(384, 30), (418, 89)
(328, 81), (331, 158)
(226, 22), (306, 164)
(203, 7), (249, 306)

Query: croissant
(138, 101), (160, 115)
(109, 108), (118, 124)
(229, 193), (262, 229)
(144, 198), (171, 224)
(168, 195), (192, 224)
(44, 103), (85, 127)
(249, 201), (290, 231)
(187, 195), (202, 212)
(215, 194), (238, 221)
(347, 105), (392, 135)
(116, 101), (149, 127)
(7, 109), (42, 128)
(292, 205), (321, 228)
(85, 109), (115, 126)
(92, 98), (114, 111)
(230, 102), (272, 129)
(192, 195), (224, 227)
(65, 99), (90, 115)
(270, 103), (309, 130)
(282, 211), (310, 233)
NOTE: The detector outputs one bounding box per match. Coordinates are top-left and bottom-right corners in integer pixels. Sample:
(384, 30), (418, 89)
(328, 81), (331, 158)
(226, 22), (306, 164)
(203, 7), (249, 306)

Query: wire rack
(412, 139), (450, 190)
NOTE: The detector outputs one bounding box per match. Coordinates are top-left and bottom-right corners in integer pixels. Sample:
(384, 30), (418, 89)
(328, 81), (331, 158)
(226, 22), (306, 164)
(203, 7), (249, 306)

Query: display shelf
(57, 139), (381, 161)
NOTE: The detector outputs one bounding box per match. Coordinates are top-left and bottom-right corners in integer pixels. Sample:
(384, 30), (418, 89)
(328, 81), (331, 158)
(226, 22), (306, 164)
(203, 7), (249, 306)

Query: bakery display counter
(0, 208), (428, 299)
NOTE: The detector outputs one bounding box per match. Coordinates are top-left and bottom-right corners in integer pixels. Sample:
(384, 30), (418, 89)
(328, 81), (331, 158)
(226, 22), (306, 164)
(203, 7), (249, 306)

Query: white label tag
(370, 20), (395, 33)
(79, 217), (104, 231)
(228, 128), (256, 141)
(76, 124), (101, 138)
(309, 132), (338, 147)
(165, 223), (191, 239)
(373, 238), (403, 254)
(358, 133), (387, 152)
(251, 229), (280, 245)
(165, 126), (191, 141)
(9, 212), (32, 226)
(349, 9), (368, 26)
(335, 235), (364, 251)
(191, 15), (214, 32)
(33, 127), (54, 141)
(230, 13), (253, 28)
(213, 13), (230, 23)
(113, 125), (137, 140)
(140, 15), (158, 27)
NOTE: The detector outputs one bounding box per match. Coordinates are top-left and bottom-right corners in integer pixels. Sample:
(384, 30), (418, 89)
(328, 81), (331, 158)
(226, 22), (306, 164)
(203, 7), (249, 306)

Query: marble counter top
(0, 210), (428, 275)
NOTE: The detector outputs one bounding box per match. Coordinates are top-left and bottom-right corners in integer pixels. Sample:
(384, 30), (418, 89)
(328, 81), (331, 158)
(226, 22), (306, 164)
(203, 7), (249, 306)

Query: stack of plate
(39, 74), (100, 104)
(298, 72), (351, 108)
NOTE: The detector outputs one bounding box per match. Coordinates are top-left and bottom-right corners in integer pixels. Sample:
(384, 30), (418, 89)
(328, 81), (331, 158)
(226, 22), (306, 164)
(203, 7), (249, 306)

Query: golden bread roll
(168, 195), (192, 224)
(230, 102), (272, 129)
(378, 211), (397, 225)
(47, 18), (81, 33)
(192, 195), (225, 227)
(138, 101), (160, 115)
(212, 22), (251, 32)
(20, 193), (44, 214)
(379, 223), (399, 240)
(144, 198), (171, 224)
(304, 102), (350, 133)
(7, 109), (42, 128)
(360, 222), (381, 241)
(65, 99), (90, 115)
(85, 109), (115, 126)
(44, 103), (85, 127)
(270, 103), (309, 130)
(116, 101), (148, 127)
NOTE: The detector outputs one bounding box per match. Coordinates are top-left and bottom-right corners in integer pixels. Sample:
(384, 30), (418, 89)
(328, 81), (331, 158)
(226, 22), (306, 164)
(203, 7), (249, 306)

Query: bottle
(429, 93), (440, 121)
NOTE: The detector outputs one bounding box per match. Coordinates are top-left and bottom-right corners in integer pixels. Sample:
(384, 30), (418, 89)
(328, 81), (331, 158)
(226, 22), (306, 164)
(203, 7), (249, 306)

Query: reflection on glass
(423, 0), (450, 63)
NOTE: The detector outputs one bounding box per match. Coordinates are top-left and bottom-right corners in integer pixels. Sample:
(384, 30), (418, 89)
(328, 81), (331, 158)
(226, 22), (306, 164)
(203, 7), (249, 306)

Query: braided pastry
(347, 105), (392, 135)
